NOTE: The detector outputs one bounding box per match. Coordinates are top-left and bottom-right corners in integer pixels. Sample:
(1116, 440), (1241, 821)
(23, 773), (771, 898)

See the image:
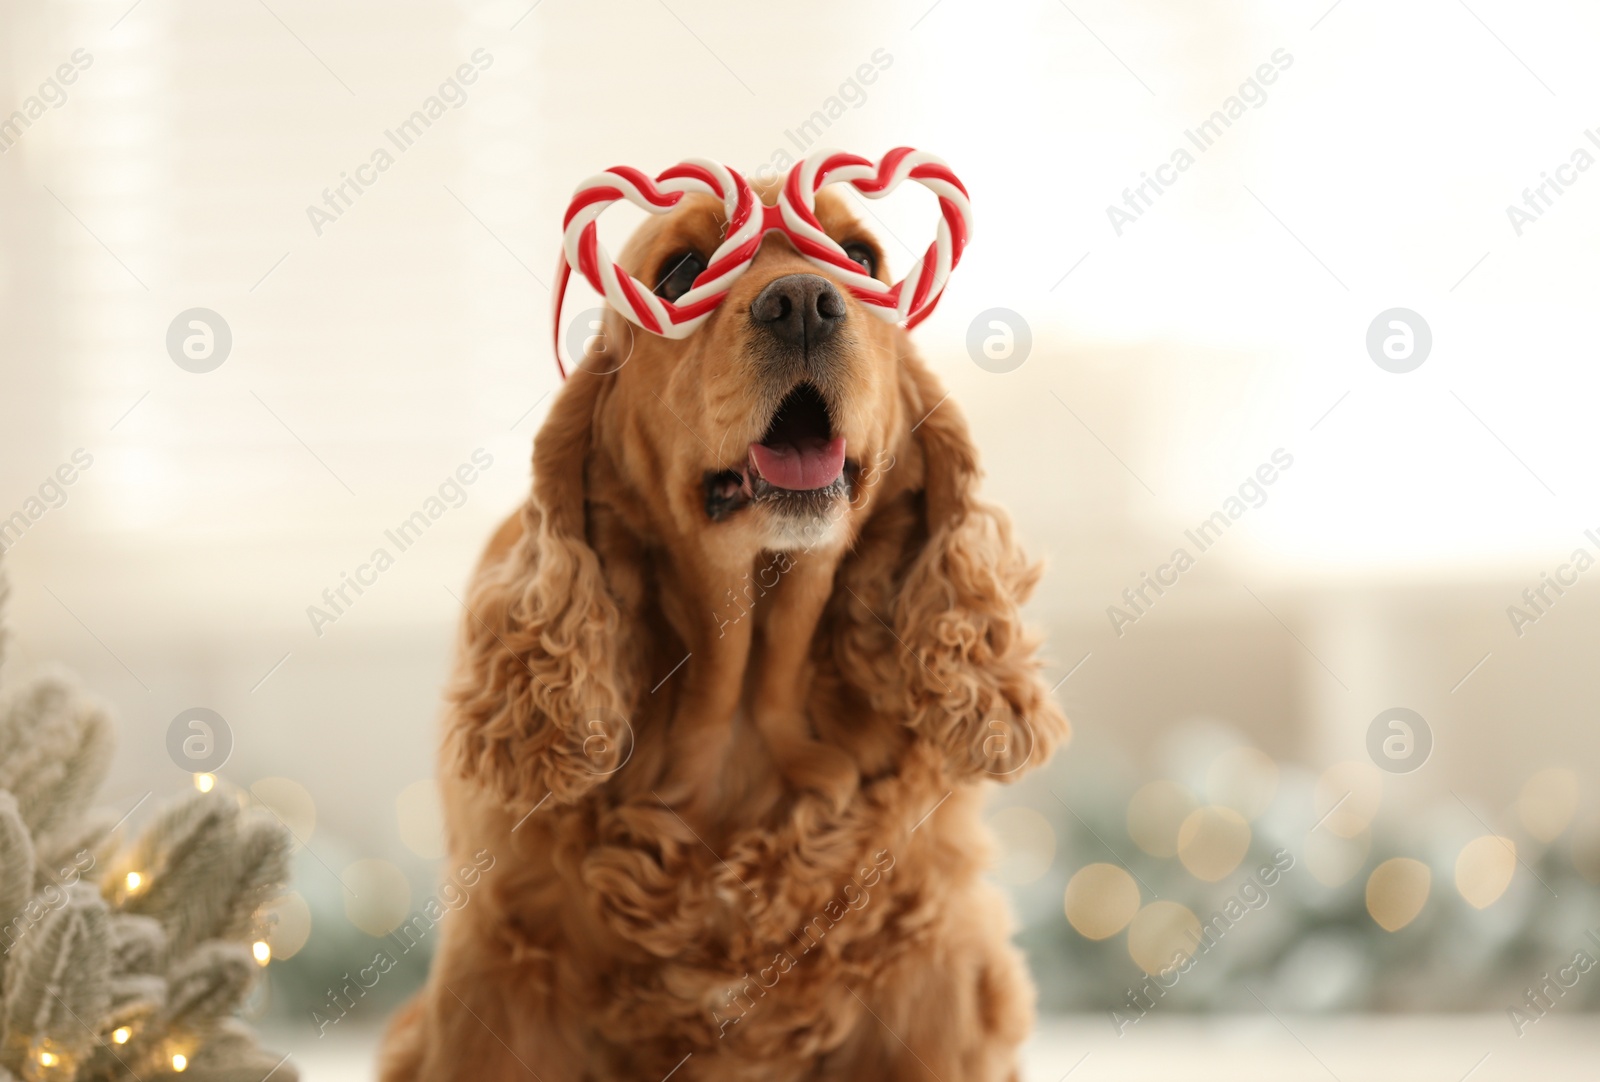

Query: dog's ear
(837, 345), (1069, 781)
(444, 366), (633, 810)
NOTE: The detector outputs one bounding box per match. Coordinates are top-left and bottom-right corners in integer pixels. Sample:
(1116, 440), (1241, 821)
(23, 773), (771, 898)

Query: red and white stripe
(780, 147), (971, 330)
(554, 158), (759, 375)
(552, 148), (972, 376)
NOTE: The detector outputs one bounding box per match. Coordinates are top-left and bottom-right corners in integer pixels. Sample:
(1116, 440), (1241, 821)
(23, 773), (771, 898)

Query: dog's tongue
(749, 436), (846, 491)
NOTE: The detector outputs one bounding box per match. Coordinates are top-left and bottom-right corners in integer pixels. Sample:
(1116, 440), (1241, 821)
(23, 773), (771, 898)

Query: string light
(29, 1040), (70, 1077)
(252, 940), (272, 965)
(124, 871), (143, 893)
(112, 1026), (132, 1045)
(194, 773), (216, 793)
(171, 1052), (188, 1072)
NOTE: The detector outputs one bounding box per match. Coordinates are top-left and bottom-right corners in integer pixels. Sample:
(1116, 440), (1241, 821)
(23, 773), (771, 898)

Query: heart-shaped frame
(778, 147), (971, 329)
(552, 148), (972, 376)
(554, 158), (762, 362)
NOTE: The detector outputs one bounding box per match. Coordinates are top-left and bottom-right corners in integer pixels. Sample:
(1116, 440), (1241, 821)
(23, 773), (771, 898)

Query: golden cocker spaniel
(379, 178), (1069, 1081)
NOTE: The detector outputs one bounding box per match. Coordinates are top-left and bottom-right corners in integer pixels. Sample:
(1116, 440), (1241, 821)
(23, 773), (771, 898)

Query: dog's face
(592, 187), (906, 557)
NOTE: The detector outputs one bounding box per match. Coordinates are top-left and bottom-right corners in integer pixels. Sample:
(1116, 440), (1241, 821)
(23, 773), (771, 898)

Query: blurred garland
(1011, 748), (1600, 1017)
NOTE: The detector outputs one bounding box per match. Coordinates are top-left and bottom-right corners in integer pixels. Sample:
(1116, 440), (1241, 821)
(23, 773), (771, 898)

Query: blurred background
(3, 0), (1599, 1077)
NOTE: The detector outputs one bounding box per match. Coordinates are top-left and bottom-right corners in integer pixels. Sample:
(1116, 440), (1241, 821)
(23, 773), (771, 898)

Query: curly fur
(379, 186), (1068, 1082)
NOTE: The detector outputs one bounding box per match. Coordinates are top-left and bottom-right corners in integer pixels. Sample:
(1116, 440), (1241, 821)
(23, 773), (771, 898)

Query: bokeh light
(342, 859), (412, 937)
(1063, 863), (1140, 941)
(1366, 858), (1431, 932)
(1455, 835), (1517, 909)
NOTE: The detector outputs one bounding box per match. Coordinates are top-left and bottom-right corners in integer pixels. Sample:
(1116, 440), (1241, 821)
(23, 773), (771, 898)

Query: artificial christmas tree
(0, 555), (297, 1082)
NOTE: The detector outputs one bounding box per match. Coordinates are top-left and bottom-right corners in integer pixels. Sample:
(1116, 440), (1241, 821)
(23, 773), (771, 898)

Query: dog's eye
(654, 251), (707, 302)
(842, 242), (877, 277)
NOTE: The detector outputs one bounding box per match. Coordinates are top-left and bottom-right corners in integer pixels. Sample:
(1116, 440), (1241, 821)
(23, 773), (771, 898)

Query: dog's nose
(749, 274), (845, 350)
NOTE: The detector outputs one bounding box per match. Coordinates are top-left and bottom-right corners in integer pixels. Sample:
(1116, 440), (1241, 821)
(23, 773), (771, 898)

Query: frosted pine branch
(1, 883), (111, 1063)
(160, 942), (258, 1034)
(107, 914), (166, 977)
(0, 674), (113, 844)
(0, 792), (35, 955)
(212, 817), (291, 943)
(0, 550), (298, 1081)
(117, 793), (242, 950)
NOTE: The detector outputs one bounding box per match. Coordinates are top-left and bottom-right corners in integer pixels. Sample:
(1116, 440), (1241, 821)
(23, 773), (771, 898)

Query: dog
(378, 174), (1069, 1081)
